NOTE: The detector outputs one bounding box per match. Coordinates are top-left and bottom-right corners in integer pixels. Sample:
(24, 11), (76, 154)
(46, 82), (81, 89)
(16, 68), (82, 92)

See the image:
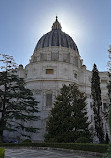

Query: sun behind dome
(35, 16), (78, 52)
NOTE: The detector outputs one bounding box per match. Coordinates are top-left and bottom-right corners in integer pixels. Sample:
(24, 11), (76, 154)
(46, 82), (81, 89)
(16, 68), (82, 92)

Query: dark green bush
(22, 139), (32, 143)
(0, 142), (108, 153)
(103, 143), (111, 158)
(75, 137), (90, 143)
(0, 148), (5, 158)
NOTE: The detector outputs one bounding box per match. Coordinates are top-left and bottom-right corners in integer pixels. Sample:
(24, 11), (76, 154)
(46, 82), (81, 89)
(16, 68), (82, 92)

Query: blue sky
(0, 0), (111, 71)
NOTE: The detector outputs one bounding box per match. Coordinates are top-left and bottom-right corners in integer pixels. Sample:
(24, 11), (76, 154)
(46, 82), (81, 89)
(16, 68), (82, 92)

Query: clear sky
(0, 0), (111, 71)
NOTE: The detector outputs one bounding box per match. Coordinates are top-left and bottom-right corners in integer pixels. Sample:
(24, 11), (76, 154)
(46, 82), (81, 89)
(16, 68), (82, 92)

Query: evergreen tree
(91, 64), (104, 143)
(107, 73), (111, 107)
(108, 47), (111, 135)
(70, 84), (91, 141)
(107, 47), (111, 108)
(0, 54), (39, 142)
(45, 84), (91, 143)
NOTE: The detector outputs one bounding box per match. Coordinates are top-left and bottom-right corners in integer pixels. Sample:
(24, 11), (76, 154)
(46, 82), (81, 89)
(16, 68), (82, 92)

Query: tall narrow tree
(0, 54), (39, 142)
(107, 47), (111, 135)
(107, 47), (111, 107)
(91, 64), (104, 143)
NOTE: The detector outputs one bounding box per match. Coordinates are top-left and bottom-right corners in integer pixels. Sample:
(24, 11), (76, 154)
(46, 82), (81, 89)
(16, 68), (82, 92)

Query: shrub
(103, 143), (111, 158)
(0, 142), (108, 153)
(75, 137), (90, 143)
(22, 139), (32, 143)
(0, 148), (5, 158)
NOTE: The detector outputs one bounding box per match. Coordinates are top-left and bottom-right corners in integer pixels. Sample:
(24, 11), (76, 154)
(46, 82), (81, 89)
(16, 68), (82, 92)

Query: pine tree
(0, 54), (39, 142)
(45, 84), (91, 143)
(45, 85), (72, 142)
(70, 84), (91, 141)
(91, 64), (104, 143)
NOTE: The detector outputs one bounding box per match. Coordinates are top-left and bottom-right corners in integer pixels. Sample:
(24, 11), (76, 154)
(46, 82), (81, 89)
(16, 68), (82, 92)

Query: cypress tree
(107, 47), (111, 135)
(91, 64), (104, 143)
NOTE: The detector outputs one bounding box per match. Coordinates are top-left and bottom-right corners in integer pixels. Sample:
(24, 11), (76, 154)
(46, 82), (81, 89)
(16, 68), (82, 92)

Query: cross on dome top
(52, 16), (62, 30)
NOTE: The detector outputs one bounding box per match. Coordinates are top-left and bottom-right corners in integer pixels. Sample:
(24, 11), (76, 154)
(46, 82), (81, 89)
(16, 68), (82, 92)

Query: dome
(34, 17), (78, 52)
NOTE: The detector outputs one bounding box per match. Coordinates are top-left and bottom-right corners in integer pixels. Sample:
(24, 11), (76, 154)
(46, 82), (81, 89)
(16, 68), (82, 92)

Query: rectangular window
(91, 115), (93, 122)
(103, 103), (107, 111)
(46, 69), (54, 74)
(46, 93), (52, 106)
(101, 80), (107, 84)
(74, 73), (77, 79)
(90, 102), (92, 109)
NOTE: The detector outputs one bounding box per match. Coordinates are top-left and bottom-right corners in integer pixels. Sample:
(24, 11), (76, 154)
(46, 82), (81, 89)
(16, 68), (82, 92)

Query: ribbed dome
(35, 17), (78, 52)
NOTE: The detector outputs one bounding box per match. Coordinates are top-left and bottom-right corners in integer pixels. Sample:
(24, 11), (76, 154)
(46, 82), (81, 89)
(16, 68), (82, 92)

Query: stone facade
(4, 17), (109, 142)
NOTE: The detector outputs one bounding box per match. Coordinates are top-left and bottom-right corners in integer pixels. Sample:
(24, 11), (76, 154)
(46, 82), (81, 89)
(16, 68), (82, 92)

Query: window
(74, 73), (77, 79)
(91, 115), (93, 122)
(90, 102), (92, 109)
(46, 93), (52, 106)
(46, 69), (54, 74)
(101, 80), (107, 84)
(103, 103), (107, 111)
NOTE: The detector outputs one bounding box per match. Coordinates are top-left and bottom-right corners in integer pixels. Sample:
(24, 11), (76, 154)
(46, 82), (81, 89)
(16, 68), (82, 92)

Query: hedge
(0, 148), (5, 158)
(0, 143), (108, 153)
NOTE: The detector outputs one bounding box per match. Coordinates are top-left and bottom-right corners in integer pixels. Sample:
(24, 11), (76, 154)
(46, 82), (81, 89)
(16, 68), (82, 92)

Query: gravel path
(5, 148), (103, 158)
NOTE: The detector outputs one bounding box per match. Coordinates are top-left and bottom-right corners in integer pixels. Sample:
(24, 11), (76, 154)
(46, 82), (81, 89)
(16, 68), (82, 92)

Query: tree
(45, 84), (91, 143)
(70, 84), (91, 141)
(108, 46), (111, 135)
(91, 64), (104, 143)
(108, 46), (111, 73)
(0, 54), (39, 142)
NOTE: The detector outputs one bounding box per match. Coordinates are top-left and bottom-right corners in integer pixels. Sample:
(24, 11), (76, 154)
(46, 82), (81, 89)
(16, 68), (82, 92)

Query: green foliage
(0, 148), (5, 158)
(108, 47), (111, 73)
(75, 137), (90, 143)
(107, 73), (111, 105)
(22, 139), (32, 143)
(108, 73), (111, 137)
(45, 84), (91, 143)
(0, 143), (108, 153)
(103, 143), (111, 158)
(91, 64), (104, 143)
(103, 153), (111, 158)
(0, 54), (39, 141)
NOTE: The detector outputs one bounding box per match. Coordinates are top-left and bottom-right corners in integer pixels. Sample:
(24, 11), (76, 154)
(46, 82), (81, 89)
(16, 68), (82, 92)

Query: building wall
(16, 46), (109, 142)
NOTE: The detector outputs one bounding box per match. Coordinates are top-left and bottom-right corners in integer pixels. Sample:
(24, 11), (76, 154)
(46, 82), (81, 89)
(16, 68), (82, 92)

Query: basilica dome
(34, 17), (78, 52)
